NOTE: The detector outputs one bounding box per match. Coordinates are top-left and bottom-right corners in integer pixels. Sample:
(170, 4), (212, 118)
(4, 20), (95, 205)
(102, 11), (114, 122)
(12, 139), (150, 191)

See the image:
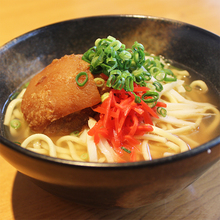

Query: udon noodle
(3, 37), (220, 163)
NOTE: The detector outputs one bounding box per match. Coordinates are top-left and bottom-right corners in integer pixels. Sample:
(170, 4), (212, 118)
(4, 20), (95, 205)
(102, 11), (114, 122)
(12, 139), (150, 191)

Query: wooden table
(0, 0), (220, 219)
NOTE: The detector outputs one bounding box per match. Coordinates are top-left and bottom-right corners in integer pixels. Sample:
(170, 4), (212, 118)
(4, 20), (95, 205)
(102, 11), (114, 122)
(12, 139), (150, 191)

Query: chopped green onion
(108, 40), (122, 51)
(132, 92), (141, 103)
(10, 119), (21, 129)
(70, 131), (80, 136)
(133, 50), (145, 68)
(80, 153), (88, 160)
(82, 36), (177, 93)
(121, 146), (131, 154)
(132, 41), (145, 52)
(142, 91), (159, 103)
(145, 83), (156, 91)
(124, 74), (134, 91)
(150, 68), (165, 81)
(76, 72), (88, 87)
(10, 92), (19, 101)
(22, 82), (30, 89)
(157, 107), (167, 117)
(101, 92), (110, 102)
(164, 69), (177, 82)
(184, 84), (192, 92)
(119, 50), (132, 60)
(14, 141), (21, 145)
(147, 102), (157, 108)
(153, 81), (163, 92)
(94, 78), (105, 87)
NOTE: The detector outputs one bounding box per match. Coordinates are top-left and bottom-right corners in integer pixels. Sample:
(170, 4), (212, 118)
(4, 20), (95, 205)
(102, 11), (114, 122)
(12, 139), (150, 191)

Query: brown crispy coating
(21, 54), (101, 134)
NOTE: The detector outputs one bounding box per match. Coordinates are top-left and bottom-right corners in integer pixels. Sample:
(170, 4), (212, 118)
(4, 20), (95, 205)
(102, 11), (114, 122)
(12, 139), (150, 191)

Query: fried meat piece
(21, 54), (101, 135)
(43, 107), (97, 136)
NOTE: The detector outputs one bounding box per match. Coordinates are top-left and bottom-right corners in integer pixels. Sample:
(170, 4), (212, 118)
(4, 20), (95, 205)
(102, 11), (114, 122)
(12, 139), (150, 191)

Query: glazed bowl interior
(0, 15), (220, 208)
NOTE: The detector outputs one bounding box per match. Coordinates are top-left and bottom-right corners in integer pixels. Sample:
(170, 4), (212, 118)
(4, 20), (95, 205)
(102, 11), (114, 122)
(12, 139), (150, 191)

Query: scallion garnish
(131, 92), (141, 104)
(184, 84), (192, 92)
(22, 82), (30, 89)
(153, 81), (163, 92)
(141, 91), (159, 103)
(70, 130), (80, 136)
(80, 153), (88, 160)
(164, 69), (177, 82)
(76, 72), (88, 87)
(82, 36), (176, 93)
(157, 107), (167, 117)
(94, 78), (105, 87)
(101, 92), (110, 102)
(10, 92), (19, 101)
(10, 119), (21, 129)
(121, 146), (131, 154)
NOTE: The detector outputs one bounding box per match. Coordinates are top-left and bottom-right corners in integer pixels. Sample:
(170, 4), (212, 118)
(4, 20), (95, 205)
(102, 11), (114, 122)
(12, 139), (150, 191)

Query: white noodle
(97, 137), (115, 162)
(4, 99), (22, 126)
(154, 115), (195, 127)
(56, 135), (86, 147)
(135, 134), (167, 143)
(166, 125), (196, 134)
(164, 141), (180, 153)
(190, 80), (208, 93)
(66, 141), (84, 161)
(167, 108), (212, 118)
(13, 108), (23, 119)
(27, 148), (48, 154)
(166, 103), (198, 110)
(163, 152), (175, 157)
(151, 126), (189, 152)
(16, 88), (26, 99)
(86, 133), (98, 162)
(21, 134), (56, 157)
(33, 140), (42, 149)
(141, 140), (152, 160)
(57, 153), (73, 160)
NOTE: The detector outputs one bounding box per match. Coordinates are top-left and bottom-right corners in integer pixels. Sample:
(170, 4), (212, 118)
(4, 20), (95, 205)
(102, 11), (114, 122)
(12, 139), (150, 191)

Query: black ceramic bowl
(0, 15), (220, 208)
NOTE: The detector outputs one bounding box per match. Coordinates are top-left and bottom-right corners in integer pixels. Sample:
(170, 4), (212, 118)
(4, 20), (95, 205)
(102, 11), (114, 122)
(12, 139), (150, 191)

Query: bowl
(0, 15), (220, 208)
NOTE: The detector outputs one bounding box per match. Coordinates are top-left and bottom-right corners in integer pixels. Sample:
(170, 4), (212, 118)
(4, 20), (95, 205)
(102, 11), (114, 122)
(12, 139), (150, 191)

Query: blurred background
(1, 0), (220, 46)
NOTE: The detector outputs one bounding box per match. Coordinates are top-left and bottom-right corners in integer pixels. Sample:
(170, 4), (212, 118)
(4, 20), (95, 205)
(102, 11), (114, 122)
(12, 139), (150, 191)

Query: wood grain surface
(0, 0), (220, 219)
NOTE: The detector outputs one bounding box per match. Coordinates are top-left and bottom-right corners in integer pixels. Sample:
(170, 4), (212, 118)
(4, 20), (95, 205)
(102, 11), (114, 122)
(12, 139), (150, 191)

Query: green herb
(153, 81), (163, 92)
(121, 146), (131, 154)
(80, 153), (88, 160)
(70, 131), (80, 136)
(184, 84), (192, 92)
(141, 91), (159, 103)
(131, 92), (141, 104)
(157, 107), (167, 117)
(82, 36), (176, 93)
(10, 92), (19, 101)
(10, 119), (21, 129)
(94, 77), (105, 87)
(101, 92), (110, 102)
(76, 72), (88, 86)
(22, 82), (30, 89)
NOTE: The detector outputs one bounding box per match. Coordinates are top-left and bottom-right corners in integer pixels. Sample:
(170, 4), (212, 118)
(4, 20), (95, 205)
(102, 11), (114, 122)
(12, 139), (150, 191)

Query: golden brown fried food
(21, 54), (101, 134)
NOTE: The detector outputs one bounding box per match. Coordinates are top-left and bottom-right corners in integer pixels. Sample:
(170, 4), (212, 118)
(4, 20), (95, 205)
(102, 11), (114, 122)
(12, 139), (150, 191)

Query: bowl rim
(1, 14), (219, 50)
(0, 14), (220, 169)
